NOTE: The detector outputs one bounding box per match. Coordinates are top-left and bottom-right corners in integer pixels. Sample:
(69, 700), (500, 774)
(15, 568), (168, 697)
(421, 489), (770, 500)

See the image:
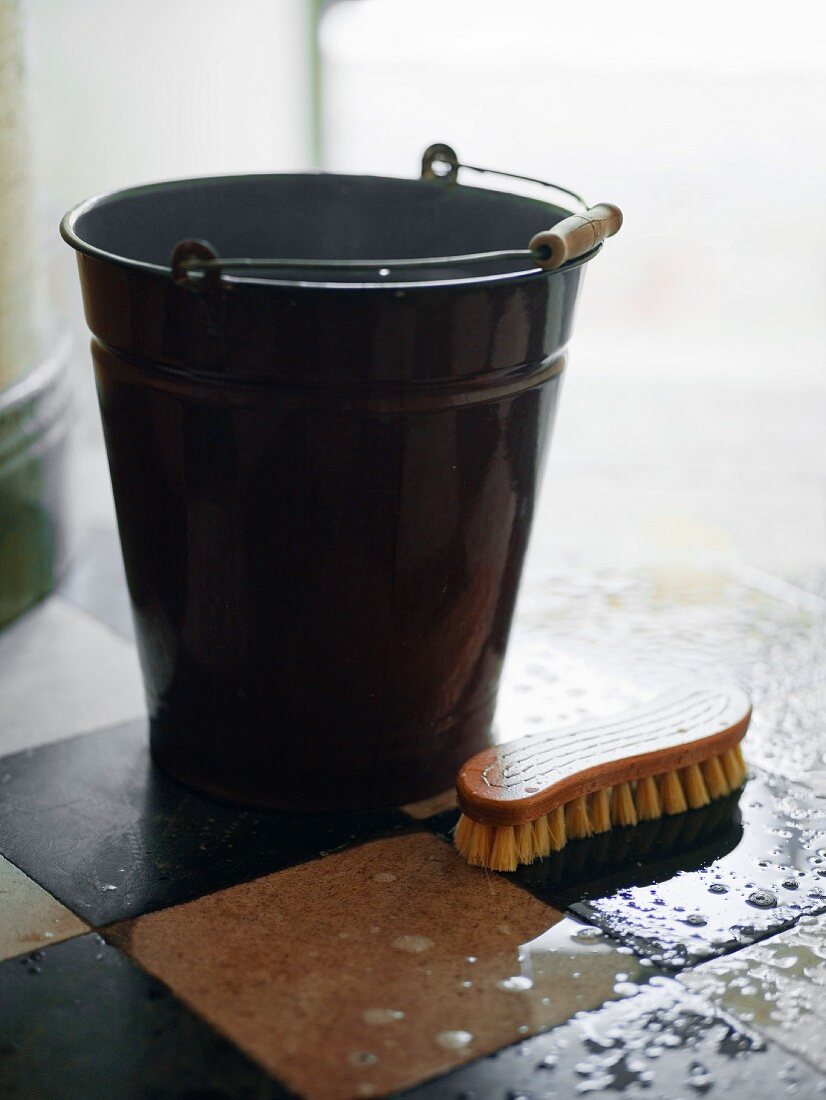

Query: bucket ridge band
(91, 337), (567, 412)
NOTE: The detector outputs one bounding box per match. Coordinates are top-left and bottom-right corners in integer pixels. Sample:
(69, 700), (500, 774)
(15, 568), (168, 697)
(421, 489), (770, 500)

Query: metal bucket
(61, 145), (619, 811)
(0, 335), (73, 628)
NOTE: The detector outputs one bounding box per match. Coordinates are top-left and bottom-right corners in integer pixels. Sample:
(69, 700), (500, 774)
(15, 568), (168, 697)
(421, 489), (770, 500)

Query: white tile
(0, 596), (145, 757)
(0, 855), (87, 962)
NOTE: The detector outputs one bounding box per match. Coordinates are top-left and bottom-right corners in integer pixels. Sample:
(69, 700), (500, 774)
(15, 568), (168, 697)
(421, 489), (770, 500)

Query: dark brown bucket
(61, 146), (618, 811)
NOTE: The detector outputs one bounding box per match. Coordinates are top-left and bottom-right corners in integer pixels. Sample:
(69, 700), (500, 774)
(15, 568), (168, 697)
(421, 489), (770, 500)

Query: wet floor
(680, 910), (826, 1073)
(400, 976), (826, 1099)
(489, 572), (826, 969)
(2, 554), (826, 1097)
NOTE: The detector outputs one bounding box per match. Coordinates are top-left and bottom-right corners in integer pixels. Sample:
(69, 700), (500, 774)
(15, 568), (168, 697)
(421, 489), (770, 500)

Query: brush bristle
(565, 795), (593, 839)
(490, 825), (518, 872)
(454, 812), (475, 854)
(636, 774), (662, 820)
(548, 806), (567, 850)
(531, 814), (552, 858)
(680, 763), (710, 808)
(721, 747), (746, 789)
(466, 820), (494, 867)
(701, 755), (729, 799)
(515, 822), (536, 865)
(454, 743), (748, 871)
(611, 782), (638, 826)
(660, 769), (688, 815)
(589, 787), (612, 833)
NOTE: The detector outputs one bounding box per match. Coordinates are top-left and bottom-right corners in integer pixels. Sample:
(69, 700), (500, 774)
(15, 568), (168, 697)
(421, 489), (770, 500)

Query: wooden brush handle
(456, 685), (751, 827)
(530, 202), (623, 270)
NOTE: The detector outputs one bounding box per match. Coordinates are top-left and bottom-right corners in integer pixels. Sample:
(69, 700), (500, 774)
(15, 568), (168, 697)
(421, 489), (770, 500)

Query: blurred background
(8, 0), (826, 598)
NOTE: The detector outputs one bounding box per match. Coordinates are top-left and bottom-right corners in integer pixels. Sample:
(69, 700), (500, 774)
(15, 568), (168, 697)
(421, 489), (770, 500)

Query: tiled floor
(2, 529), (826, 1097)
(0, 857), (87, 962)
(679, 910), (826, 1072)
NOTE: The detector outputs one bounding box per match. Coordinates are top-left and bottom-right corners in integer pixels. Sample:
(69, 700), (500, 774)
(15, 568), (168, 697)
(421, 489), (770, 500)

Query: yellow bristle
(531, 814), (552, 858)
(467, 821), (495, 867)
(680, 763), (710, 808)
(547, 806), (567, 850)
(636, 774), (662, 820)
(722, 747), (746, 789)
(660, 769), (688, 815)
(489, 826), (518, 872)
(611, 782), (638, 826)
(589, 788), (612, 833)
(733, 742), (747, 771)
(565, 795), (593, 839)
(515, 822), (536, 865)
(701, 754), (730, 799)
(454, 813), (475, 854)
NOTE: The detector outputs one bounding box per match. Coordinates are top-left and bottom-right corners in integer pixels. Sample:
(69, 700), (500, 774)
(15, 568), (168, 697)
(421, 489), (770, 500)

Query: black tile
(59, 526), (134, 639)
(429, 770), (826, 970)
(563, 770), (826, 969)
(0, 721), (409, 924)
(0, 933), (290, 1099)
(398, 976), (826, 1099)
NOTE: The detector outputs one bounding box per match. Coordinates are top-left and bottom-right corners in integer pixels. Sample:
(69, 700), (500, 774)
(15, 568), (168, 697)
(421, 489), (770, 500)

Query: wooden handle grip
(530, 202), (623, 271)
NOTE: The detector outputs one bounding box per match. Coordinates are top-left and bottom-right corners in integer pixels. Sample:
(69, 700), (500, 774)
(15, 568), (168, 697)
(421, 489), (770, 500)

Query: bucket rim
(60, 170), (601, 292)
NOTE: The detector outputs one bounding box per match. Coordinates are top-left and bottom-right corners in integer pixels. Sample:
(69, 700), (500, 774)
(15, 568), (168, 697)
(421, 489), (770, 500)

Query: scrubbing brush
(454, 684), (751, 872)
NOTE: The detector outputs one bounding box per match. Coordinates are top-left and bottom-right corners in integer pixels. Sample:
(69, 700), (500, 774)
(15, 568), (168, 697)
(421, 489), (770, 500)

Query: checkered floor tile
(2, 532), (826, 1097)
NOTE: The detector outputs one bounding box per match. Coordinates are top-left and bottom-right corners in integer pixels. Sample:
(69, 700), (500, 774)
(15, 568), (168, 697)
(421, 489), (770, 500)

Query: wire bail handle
(421, 143), (622, 270)
(173, 143), (622, 287)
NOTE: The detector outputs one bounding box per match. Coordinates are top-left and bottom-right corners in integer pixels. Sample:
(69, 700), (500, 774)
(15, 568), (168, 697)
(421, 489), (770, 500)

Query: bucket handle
(421, 142), (587, 211)
(422, 143), (622, 271)
(173, 143), (622, 286)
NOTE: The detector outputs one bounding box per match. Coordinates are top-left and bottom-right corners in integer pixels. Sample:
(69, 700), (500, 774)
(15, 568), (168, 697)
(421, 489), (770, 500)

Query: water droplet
(435, 1030), (473, 1051)
(683, 914), (707, 927)
(372, 872), (396, 883)
(781, 879), (800, 891)
(99, 884), (117, 892)
(378, 268), (390, 277)
(363, 1008), (405, 1026)
(392, 935), (434, 954)
(747, 889), (778, 909)
(497, 975), (533, 992)
(687, 1060), (713, 1091)
(348, 1051), (378, 1067)
(571, 927), (604, 945)
(708, 883), (728, 895)
(538, 1053), (557, 1070)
